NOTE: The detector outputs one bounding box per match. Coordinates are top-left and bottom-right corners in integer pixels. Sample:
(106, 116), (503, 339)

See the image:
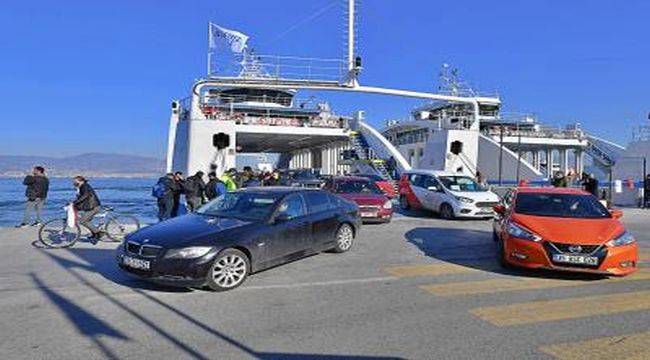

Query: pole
(207, 22), (212, 76)
(643, 157), (647, 209)
(348, 0), (355, 72)
(498, 125), (504, 186)
(608, 167), (613, 206)
(516, 123), (521, 184)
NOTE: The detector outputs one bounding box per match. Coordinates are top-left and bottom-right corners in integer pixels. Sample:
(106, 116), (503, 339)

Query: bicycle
(38, 206), (141, 248)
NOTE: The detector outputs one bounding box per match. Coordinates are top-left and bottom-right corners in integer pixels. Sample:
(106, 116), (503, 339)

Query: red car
(356, 174), (396, 198)
(493, 187), (638, 276)
(324, 176), (393, 223)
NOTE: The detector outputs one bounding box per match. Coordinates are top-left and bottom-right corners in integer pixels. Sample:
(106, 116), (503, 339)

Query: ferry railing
(201, 94), (331, 111)
(211, 54), (348, 84)
(200, 112), (346, 129)
(483, 126), (586, 140)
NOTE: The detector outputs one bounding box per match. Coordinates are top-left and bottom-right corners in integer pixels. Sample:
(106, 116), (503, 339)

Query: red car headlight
(507, 222), (542, 242)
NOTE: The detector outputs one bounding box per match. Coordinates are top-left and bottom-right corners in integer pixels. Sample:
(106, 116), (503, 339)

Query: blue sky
(1, 0), (648, 158)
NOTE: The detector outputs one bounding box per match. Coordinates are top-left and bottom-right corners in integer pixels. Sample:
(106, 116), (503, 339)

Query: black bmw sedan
(117, 187), (361, 291)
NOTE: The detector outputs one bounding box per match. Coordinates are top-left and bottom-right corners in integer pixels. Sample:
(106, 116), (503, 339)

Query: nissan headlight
(383, 200), (393, 209)
(455, 196), (474, 204)
(164, 246), (213, 259)
(507, 222), (542, 242)
(607, 231), (636, 247)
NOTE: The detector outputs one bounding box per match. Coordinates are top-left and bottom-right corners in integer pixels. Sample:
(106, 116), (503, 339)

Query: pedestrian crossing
(384, 259), (650, 359)
(539, 331), (650, 360)
(470, 290), (650, 326)
(420, 269), (650, 297)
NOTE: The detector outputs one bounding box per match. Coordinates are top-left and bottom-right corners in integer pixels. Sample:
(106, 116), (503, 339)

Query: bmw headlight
(607, 231), (636, 247)
(507, 222), (542, 242)
(383, 200), (393, 209)
(455, 196), (474, 204)
(164, 246), (213, 259)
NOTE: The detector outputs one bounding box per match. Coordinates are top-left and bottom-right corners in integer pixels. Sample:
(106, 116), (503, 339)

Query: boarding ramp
(478, 134), (544, 182)
(345, 117), (411, 182)
(585, 135), (625, 171)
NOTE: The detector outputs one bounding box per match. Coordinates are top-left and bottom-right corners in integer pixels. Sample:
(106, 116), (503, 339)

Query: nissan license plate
(123, 255), (151, 270)
(552, 254), (598, 266)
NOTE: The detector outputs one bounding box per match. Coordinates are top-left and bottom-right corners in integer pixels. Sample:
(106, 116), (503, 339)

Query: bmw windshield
(515, 193), (611, 219)
(438, 176), (486, 192)
(197, 192), (279, 221)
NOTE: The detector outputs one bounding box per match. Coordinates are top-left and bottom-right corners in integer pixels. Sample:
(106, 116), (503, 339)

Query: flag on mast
(209, 23), (249, 53)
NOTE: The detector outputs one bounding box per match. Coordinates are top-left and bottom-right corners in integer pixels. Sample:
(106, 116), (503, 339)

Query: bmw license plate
(552, 254), (598, 266)
(122, 255), (150, 270)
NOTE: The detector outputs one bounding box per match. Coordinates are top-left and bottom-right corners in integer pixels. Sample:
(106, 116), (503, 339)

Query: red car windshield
(335, 180), (383, 195)
(515, 193), (610, 219)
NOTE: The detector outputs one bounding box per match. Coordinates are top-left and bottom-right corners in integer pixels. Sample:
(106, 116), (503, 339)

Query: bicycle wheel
(105, 215), (140, 242)
(39, 219), (80, 248)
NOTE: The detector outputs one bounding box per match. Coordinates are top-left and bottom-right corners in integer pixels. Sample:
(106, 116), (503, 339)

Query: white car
(398, 170), (500, 219)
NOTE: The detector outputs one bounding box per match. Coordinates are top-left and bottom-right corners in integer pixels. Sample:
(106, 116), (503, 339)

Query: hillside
(0, 153), (165, 177)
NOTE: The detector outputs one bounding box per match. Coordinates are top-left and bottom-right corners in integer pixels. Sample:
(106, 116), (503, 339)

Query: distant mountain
(0, 153), (165, 177)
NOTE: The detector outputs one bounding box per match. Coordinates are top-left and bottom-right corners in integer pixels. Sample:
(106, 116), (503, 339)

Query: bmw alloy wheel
(208, 249), (249, 291)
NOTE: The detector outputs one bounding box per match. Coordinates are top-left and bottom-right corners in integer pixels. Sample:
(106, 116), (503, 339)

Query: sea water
(0, 177), (158, 227)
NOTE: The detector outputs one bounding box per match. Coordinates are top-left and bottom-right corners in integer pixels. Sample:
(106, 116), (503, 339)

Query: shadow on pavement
(29, 272), (129, 358)
(37, 245), (191, 293)
(34, 247), (403, 359)
(405, 227), (607, 280)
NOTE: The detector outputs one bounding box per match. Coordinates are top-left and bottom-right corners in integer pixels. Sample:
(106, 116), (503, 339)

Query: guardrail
(210, 54), (348, 84)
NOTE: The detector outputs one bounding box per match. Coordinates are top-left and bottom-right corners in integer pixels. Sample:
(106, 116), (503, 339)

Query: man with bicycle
(73, 176), (103, 242)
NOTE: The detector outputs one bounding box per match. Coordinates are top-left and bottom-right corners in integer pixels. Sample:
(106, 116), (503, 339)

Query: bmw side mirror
(610, 209), (623, 219)
(274, 213), (291, 223)
(493, 204), (506, 215)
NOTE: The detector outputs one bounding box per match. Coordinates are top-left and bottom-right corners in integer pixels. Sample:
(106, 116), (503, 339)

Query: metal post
(348, 0), (355, 72)
(498, 125), (504, 186)
(207, 22), (212, 76)
(608, 167), (613, 205)
(643, 157), (647, 209)
(516, 123), (521, 184)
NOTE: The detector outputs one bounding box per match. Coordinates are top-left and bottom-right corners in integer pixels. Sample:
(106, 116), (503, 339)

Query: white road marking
(241, 276), (399, 291)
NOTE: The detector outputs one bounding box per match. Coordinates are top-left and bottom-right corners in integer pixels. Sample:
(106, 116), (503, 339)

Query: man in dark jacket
(171, 171), (185, 217)
(72, 176), (103, 240)
(156, 173), (178, 221)
(185, 171), (206, 212)
(17, 166), (49, 227)
(205, 172), (227, 200)
(584, 173), (599, 197)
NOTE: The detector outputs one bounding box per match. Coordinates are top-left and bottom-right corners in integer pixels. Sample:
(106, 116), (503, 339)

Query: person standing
(72, 176), (103, 242)
(171, 171), (185, 217)
(205, 172), (227, 200)
(475, 171), (488, 189)
(584, 173), (599, 197)
(220, 168), (238, 191)
(552, 171), (568, 187)
(153, 173), (177, 221)
(17, 166), (49, 227)
(185, 171), (206, 212)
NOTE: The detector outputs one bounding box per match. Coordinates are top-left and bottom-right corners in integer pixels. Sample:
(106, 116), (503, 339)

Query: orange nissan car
(493, 187), (638, 276)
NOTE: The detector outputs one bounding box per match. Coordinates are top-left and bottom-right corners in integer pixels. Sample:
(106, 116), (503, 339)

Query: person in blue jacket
(205, 172), (227, 201)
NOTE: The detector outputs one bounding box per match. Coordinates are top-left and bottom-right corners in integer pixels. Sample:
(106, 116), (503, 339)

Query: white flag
(209, 23), (249, 53)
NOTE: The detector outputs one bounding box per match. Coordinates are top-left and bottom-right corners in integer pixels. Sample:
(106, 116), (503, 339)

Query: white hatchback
(398, 170), (500, 219)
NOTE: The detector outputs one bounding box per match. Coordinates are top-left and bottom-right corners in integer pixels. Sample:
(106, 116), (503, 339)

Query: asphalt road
(1, 209), (649, 359)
